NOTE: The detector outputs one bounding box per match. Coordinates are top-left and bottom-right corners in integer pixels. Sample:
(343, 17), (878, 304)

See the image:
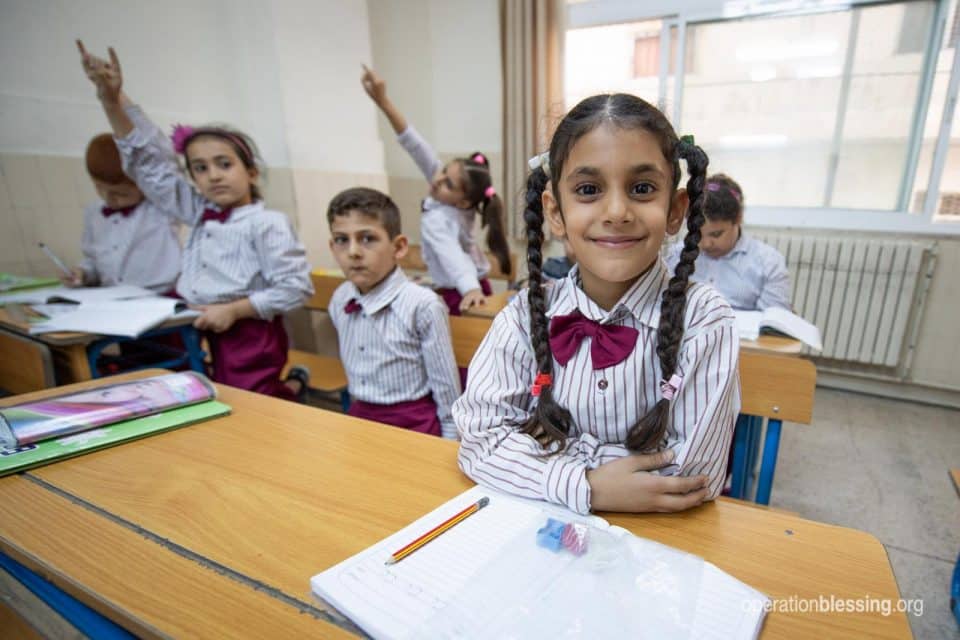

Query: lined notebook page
(311, 486), (769, 640)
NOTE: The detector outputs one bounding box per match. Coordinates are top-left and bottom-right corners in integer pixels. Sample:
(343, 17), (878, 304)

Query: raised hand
(76, 40), (123, 104)
(361, 64), (387, 105)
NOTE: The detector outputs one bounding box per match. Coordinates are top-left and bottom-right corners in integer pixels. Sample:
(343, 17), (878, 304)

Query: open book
(311, 486), (769, 640)
(735, 307), (823, 351)
(28, 297), (198, 338)
(0, 284), (154, 306)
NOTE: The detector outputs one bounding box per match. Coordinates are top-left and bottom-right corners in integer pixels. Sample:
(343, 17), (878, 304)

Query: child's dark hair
(459, 153), (512, 277)
(182, 127), (264, 201)
(703, 173), (743, 224)
(522, 93), (709, 453)
(326, 187), (403, 239)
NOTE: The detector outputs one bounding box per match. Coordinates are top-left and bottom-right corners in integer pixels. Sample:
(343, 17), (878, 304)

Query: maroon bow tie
(344, 298), (362, 314)
(549, 310), (639, 370)
(101, 204), (137, 218)
(200, 207), (233, 224)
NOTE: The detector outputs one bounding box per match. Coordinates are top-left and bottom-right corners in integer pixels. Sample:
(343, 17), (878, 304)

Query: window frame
(567, 0), (960, 236)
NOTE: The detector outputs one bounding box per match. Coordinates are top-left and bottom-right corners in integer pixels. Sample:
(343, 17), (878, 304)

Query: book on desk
(26, 297), (199, 339)
(735, 307), (823, 351)
(0, 372), (230, 476)
(311, 485), (770, 640)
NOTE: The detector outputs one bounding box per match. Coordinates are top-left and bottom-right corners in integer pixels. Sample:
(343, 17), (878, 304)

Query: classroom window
(566, 0), (960, 224)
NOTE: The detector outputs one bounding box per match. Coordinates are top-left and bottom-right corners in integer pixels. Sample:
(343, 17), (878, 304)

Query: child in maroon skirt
(78, 42), (313, 401)
(327, 188), (461, 439)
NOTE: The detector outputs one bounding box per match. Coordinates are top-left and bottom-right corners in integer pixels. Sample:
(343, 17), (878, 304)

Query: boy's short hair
(327, 187), (402, 239)
(85, 133), (133, 184)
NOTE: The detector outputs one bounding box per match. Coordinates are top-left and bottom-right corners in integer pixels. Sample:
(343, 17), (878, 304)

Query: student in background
(327, 187), (460, 439)
(61, 133), (180, 293)
(665, 173), (791, 311)
(361, 65), (511, 316)
(543, 237), (576, 281)
(454, 94), (740, 515)
(77, 42), (312, 401)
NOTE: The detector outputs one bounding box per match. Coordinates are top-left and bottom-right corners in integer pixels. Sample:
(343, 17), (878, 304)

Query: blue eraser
(536, 517), (566, 552)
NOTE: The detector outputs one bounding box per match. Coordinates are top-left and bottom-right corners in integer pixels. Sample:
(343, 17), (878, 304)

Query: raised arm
(361, 64), (407, 134)
(361, 65), (440, 181)
(76, 41), (204, 225)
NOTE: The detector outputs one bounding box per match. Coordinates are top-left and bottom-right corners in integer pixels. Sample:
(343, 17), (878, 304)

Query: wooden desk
(0, 372), (908, 638)
(0, 307), (203, 383)
(463, 290), (514, 318)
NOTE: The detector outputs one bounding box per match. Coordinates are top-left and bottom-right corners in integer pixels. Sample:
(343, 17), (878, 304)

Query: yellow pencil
(385, 497), (490, 565)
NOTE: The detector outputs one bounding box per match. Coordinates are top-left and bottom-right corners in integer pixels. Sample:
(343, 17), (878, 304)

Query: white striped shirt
(329, 267), (461, 439)
(79, 200), (181, 293)
(396, 126), (490, 293)
(666, 233), (791, 311)
(453, 259), (740, 514)
(115, 105), (313, 318)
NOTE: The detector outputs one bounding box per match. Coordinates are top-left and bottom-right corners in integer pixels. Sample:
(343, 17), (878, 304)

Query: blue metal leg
(340, 390), (351, 413)
(729, 414), (753, 499)
(744, 415), (763, 501)
(0, 552), (136, 639)
(177, 326), (206, 374)
(755, 418), (783, 505)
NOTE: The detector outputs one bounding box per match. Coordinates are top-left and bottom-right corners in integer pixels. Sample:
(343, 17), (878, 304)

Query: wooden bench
(400, 245), (518, 285)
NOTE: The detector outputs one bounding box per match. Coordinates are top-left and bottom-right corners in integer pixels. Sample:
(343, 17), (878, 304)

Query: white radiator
(749, 231), (937, 368)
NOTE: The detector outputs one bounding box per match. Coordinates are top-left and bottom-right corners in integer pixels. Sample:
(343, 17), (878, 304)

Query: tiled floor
(769, 388), (960, 639)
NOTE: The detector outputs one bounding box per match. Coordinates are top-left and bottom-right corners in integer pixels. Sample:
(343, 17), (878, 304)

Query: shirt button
(359, 346), (365, 352)
(202, 263), (207, 268)
(206, 233), (211, 238)
(597, 379), (608, 390)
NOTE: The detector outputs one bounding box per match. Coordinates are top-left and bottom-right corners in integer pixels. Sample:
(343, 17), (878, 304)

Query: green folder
(0, 400), (231, 476)
(0, 273), (60, 293)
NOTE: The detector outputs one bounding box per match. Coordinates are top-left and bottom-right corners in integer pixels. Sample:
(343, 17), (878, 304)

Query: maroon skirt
(205, 316), (295, 401)
(436, 277), (493, 316)
(348, 394), (442, 437)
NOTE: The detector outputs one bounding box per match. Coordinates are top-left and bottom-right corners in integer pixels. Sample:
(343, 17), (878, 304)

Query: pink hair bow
(660, 374), (682, 401)
(472, 153), (486, 165)
(484, 185), (496, 199)
(170, 124), (196, 154)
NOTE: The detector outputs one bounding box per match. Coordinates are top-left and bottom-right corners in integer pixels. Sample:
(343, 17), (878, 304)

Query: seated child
(63, 133), (181, 293)
(327, 187), (461, 439)
(666, 173), (790, 311)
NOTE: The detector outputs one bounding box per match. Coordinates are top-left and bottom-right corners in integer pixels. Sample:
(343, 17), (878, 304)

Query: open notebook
(311, 486), (769, 640)
(735, 307), (823, 351)
(28, 297), (198, 338)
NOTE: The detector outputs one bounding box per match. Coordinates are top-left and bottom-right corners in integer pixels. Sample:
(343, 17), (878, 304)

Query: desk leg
(755, 418), (783, 505)
(178, 326), (206, 374)
(744, 416), (763, 501)
(730, 414), (753, 499)
(54, 345), (92, 382)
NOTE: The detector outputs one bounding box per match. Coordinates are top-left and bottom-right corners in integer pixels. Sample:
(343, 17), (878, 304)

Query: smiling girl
(454, 94), (740, 515)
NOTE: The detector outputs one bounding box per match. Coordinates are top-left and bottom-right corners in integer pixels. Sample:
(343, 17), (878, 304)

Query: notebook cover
(0, 400), (231, 476)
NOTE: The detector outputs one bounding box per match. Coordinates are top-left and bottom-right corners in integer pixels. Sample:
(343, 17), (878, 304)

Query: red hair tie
(531, 372), (552, 397)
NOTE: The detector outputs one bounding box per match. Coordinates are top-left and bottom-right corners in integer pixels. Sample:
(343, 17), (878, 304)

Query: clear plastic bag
(414, 515), (706, 639)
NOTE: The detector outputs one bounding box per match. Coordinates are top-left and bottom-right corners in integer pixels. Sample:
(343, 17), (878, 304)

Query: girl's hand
(76, 40), (123, 104)
(59, 267), (85, 288)
(459, 289), (487, 313)
(192, 303), (237, 333)
(586, 450), (711, 513)
(361, 64), (387, 104)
